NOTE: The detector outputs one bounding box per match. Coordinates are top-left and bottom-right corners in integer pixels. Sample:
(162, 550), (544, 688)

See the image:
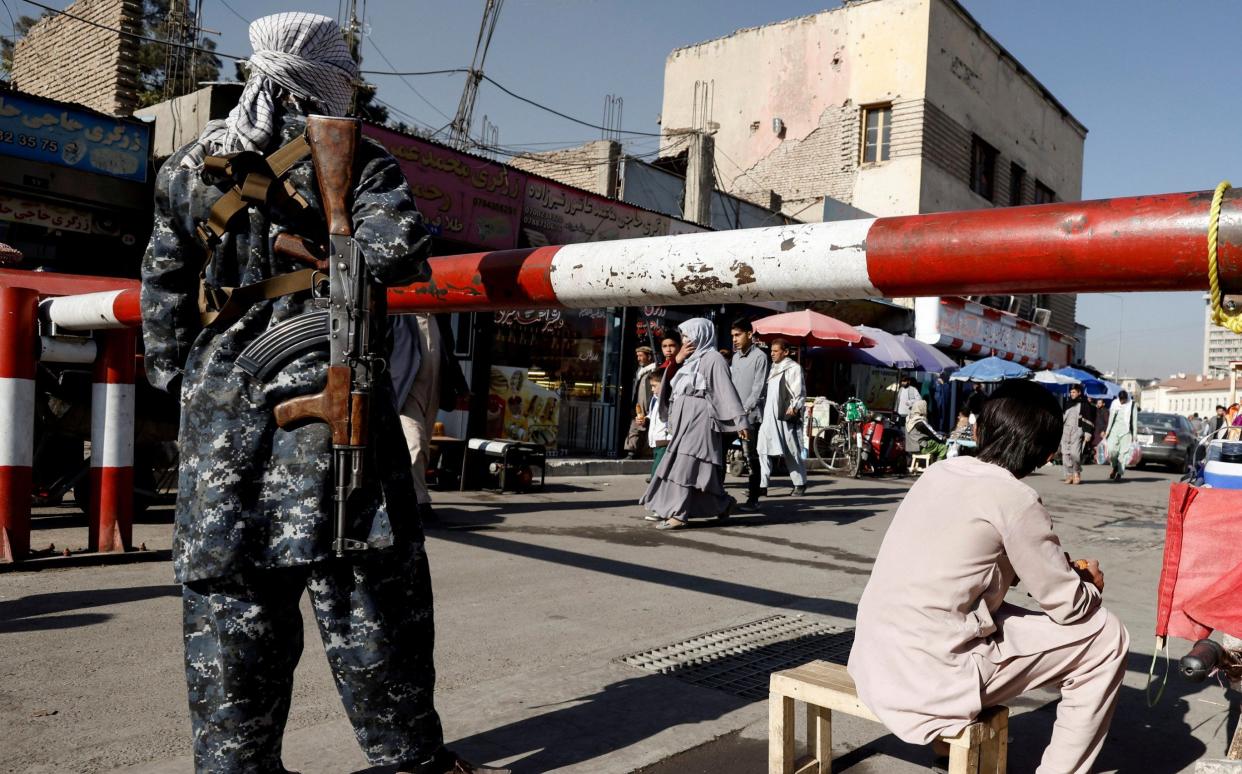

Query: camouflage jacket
(141, 112), (429, 583)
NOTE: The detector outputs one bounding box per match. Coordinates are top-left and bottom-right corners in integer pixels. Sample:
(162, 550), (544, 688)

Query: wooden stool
(769, 660), (1008, 774)
(909, 453), (933, 474)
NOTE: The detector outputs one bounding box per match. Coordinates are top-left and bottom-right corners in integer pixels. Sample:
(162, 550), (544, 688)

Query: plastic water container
(1203, 441), (1242, 489)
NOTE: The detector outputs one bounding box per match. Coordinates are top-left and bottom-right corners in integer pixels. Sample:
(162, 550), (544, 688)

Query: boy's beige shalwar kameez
(848, 455), (1129, 774)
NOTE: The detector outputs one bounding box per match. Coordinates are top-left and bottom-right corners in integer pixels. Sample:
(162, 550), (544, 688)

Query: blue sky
(35, 0), (1238, 377)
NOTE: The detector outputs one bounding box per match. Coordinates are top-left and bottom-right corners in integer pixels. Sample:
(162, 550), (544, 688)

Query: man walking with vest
(141, 14), (505, 774)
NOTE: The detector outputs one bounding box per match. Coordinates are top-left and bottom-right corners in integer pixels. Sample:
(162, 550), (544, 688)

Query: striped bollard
(88, 329), (136, 554)
(0, 287), (37, 562)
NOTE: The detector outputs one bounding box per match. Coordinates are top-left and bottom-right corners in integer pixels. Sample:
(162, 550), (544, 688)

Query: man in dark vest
(141, 13), (506, 773)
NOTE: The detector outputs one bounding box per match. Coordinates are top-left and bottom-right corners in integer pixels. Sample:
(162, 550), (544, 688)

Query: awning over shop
(950, 356), (1033, 383)
(914, 296), (1073, 370)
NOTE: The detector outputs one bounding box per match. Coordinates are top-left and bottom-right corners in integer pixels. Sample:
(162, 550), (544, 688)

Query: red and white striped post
(0, 286), (37, 562)
(88, 329), (136, 554)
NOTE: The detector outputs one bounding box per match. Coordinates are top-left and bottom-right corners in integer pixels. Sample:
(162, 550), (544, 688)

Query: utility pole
(684, 131), (715, 227)
(344, 0), (363, 113)
(449, 0), (505, 150)
(162, 0), (201, 100)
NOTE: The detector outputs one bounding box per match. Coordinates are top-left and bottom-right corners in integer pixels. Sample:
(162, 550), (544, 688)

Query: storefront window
(489, 308), (624, 455)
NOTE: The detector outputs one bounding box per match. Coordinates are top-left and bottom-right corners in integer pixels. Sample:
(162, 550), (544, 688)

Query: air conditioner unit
(1031, 307), (1052, 327)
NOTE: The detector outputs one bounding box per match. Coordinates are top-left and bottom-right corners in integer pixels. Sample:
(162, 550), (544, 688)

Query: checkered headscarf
(183, 13), (359, 167)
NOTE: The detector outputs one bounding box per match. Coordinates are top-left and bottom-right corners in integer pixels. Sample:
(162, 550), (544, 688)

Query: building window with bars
(1009, 163), (1026, 206)
(1034, 180), (1056, 204)
(970, 135), (997, 201)
(860, 104), (892, 164)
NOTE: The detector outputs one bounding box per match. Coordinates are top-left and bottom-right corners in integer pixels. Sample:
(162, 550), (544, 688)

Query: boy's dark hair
(648, 370), (663, 382)
(975, 380), (1063, 479)
(731, 318), (753, 334)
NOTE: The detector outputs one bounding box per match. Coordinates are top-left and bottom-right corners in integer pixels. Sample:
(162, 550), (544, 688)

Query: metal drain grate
(620, 615), (855, 700)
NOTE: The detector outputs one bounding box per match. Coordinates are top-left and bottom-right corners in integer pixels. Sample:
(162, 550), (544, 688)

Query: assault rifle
(235, 115), (378, 556)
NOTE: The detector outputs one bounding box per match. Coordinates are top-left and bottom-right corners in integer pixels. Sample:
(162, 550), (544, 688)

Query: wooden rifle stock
(272, 116), (365, 445)
(274, 366), (357, 444)
(305, 117), (359, 238)
(273, 232), (327, 270)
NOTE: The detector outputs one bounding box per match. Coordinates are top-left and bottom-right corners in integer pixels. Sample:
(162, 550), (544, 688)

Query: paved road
(0, 463), (1229, 773)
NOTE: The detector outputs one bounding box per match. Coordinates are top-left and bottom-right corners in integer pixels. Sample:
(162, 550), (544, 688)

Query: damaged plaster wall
(659, 0), (929, 221)
(919, 0), (1086, 213)
(919, 0), (1087, 334)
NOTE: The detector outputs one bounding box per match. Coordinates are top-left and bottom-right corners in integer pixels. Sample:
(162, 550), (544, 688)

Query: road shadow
(30, 503), (177, 529)
(353, 673), (747, 774)
(640, 647), (1219, 773)
(0, 584), (180, 634)
(424, 498), (644, 531)
(998, 649), (1209, 773)
(1076, 477), (1165, 486)
(433, 528), (859, 619)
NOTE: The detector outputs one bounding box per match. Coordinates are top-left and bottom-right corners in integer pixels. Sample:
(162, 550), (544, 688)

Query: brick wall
(508, 140), (620, 197)
(12, 0), (141, 116)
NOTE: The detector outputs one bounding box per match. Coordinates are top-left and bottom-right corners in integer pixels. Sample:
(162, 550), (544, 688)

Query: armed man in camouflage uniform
(141, 13), (506, 774)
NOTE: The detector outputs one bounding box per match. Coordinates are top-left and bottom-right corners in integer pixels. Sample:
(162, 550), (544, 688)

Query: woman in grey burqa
(640, 318), (749, 529)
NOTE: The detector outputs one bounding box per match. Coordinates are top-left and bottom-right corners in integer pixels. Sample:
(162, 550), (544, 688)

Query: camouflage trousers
(182, 541), (444, 774)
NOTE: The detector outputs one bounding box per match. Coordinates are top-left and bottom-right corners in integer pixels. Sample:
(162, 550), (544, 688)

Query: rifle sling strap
(195, 134), (312, 249)
(195, 134), (320, 328)
(199, 268), (319, 328)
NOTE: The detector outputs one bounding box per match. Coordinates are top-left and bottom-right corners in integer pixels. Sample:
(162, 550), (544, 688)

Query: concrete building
(657, 0), (1086, 360)
(1143, 375), (1233, 416)
(1202, 294), (1242, 378)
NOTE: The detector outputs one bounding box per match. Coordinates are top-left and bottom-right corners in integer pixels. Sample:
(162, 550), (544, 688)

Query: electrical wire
(216, 0), (250, 25)
(372, 95), (441, 135)
(361, 66), (469, 76)
(20, 0), (245, 59)
(0, 0), (17, 36)
(366, 37), (454, 123)
(479, 73), (662, 137)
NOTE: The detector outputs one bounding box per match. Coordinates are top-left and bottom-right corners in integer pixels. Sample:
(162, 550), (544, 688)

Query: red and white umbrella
(751, 310), (875, 348)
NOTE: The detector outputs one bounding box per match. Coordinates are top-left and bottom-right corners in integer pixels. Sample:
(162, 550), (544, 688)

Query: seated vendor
(904, 399), (948, 461)
(849, 380), (1128, 774)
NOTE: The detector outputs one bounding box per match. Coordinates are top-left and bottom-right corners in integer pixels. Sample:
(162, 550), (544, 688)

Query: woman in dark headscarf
(640, 318), (749, 529)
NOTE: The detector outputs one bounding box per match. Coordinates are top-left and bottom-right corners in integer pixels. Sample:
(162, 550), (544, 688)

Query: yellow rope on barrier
(1207, 181), (1242, 333)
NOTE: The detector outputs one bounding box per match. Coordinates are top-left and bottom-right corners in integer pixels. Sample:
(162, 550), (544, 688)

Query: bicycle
(812, 397), (867, 478)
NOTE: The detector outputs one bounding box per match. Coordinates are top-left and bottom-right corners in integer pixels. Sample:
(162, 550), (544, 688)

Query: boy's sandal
(658, 518), (688, 530)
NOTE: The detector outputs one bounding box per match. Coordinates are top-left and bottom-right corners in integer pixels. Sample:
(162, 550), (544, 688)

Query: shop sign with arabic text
(0, 93), (150, 182)
(0, 193), (91, 233)
(522, 179), (671, 244)
(365, 125), (526, 250)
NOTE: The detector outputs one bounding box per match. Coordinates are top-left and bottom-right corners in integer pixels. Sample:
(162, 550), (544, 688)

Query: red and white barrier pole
(41, 288), (140, 331)
(0, 287), (37, 562)
(386, 190), (1242, 312)
(31, 189), (1242, 322)
(88, 329), (136, 554)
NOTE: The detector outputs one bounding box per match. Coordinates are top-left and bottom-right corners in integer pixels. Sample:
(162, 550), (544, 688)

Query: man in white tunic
(756, 339), (808, 496)
(849, 380), (1128, 774)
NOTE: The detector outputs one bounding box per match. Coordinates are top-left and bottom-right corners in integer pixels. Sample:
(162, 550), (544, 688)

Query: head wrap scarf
(905, 399), (929, 434)
(182, 13), (359, 167)
(669, 318), (716, 397)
